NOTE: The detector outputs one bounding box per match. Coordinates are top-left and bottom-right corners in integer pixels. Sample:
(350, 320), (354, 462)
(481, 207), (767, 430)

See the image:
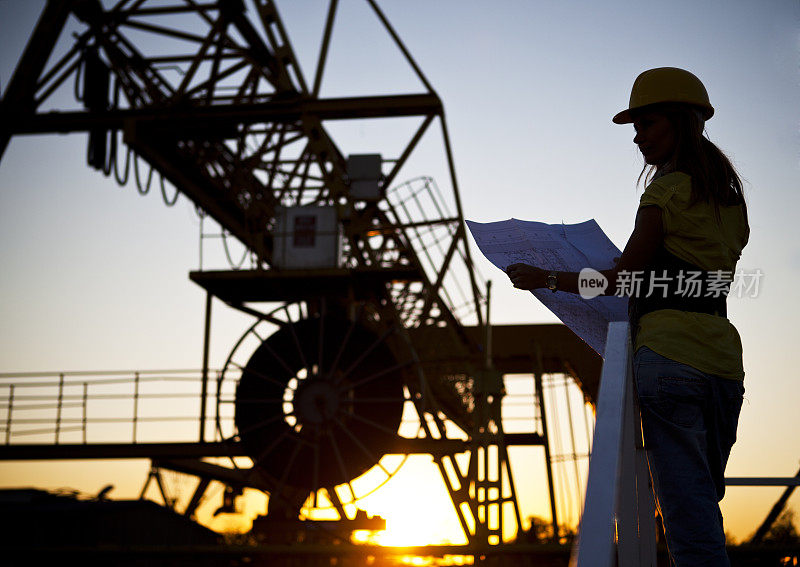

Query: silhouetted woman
(507, 67), (749, 566)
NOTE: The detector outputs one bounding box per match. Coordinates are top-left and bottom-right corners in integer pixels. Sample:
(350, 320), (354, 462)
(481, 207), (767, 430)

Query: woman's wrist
(545, 271), (558, 292)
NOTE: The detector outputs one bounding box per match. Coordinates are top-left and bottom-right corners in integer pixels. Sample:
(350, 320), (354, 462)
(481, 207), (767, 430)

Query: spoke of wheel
(218, 321), (269, 393)
(283, 305), (308, 371)
(326, 305), (363, 380)
(229, 357), (290, 390)
(235, 412), (292, 441)
(335, 324), (396, 385)
(311, 439), (320, 507)
(317, 298), (326, 378)
(327, 429), (356, 503)
(251, 326), (267, 343)
(221, 398), (283, 405)
(346, 411), (401, 437)
(271, 440), (304, 510)
(342, 359), (414, 391)
(344, 481), (356, 505)
(333, 417), (391, 478)
(326, 484), (350, 521)
(249, 426), (293, 472)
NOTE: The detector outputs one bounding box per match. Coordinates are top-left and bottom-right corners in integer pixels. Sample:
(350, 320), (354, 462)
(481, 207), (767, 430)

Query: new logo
(578, 268), (608, 299)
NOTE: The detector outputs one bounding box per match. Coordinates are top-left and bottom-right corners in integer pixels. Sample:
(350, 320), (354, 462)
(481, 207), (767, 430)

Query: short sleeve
(638, 179), (676, 210)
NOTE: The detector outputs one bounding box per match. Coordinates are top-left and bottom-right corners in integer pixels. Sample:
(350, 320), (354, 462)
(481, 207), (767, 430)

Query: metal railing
(571, 322), (657, 566)
(0, 369), (230, 447)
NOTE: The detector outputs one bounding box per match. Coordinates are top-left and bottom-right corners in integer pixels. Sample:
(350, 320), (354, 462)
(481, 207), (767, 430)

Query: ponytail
(639, 104), (748, 230)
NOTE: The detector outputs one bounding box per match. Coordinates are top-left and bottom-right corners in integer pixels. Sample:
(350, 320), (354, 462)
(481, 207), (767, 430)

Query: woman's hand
(506, 263), (547, 290)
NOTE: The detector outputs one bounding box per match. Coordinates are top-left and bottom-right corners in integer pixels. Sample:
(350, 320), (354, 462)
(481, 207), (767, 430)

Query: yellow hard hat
(613, 67), (714, 124)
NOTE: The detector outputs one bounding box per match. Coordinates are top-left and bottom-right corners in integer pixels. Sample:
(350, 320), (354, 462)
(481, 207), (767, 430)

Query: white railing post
(635, 428), (658, 563)
(571, 321), (657, 567)
(617, 351), (657, 566)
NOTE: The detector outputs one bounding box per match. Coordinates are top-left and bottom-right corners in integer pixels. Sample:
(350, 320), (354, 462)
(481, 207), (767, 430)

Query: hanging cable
(222, 230), (248, 269)
(133, 154), (153, 195)
(159, 173), (179, 206)
(102, 129), (113, 177)
(109, 80), (130, 186)
(114, 143), (132, 186)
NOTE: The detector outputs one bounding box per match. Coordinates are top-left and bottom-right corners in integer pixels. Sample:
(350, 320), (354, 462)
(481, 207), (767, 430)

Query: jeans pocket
(656, 375), (707, 429)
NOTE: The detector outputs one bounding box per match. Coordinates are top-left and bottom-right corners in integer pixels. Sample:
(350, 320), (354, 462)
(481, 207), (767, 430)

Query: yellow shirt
(634, 171), (750, 380)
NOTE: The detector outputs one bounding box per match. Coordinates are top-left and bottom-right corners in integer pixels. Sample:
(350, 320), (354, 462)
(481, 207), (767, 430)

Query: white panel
(272, 206), (341, 269)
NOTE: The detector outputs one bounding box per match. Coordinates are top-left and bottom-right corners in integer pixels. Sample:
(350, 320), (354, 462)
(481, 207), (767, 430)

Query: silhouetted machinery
(0, 0), (602, 553)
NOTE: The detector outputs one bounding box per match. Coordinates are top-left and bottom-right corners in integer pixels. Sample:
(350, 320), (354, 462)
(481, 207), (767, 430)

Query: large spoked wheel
(216, 300), (418, 512)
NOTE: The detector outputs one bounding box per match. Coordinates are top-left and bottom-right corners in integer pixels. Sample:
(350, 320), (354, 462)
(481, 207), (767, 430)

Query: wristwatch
(546, 271), (558, 293)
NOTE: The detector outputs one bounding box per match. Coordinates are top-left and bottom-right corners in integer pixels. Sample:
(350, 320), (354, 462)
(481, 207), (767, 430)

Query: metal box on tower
(272, 206), (341, 269)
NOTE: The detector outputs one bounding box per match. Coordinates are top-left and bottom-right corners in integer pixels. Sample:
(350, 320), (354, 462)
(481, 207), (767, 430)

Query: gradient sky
(1, 0), (798, 544)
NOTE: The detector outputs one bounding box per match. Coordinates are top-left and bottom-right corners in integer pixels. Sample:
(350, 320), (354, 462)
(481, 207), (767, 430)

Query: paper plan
(466, 218), (628, 355)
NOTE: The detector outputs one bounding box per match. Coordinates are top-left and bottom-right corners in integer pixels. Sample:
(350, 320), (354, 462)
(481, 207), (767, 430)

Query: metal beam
(504, 432), (545, 445)
(726, 477), (800, 486)
(0, 0), (75, 158)
(153, 458), (259, 488)
(183, 477), (211, 519)
(6, 94), (443, 135)
(0, 436), (538, 461)
(0, 442), (236, 460)
(188, 266), (423, 303)
(312, 0), (339, 97)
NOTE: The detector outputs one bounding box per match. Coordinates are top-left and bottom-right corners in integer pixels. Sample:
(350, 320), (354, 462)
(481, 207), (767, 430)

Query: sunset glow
(358, 456), (467, 547)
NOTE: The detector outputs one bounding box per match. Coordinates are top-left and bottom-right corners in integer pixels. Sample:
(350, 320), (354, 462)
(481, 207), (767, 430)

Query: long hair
(638, 104), (748, 228)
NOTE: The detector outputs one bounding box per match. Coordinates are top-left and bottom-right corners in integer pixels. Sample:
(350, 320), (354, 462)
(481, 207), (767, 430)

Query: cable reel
(217, 300), (419, 512)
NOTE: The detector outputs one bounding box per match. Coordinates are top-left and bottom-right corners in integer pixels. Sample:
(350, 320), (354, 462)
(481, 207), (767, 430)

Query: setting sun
(357, 456), (467, 547)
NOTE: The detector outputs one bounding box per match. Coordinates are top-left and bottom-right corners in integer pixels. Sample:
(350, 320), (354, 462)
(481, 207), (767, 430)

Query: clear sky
(1, 0), (799, 546)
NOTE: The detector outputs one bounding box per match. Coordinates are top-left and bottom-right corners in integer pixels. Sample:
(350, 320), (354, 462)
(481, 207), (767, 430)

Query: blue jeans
(633, 347), (745, 567)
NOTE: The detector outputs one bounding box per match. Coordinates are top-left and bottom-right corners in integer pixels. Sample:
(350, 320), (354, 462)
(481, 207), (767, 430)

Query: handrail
(0, 369), (231, 447)
(571, 322), (656, 566)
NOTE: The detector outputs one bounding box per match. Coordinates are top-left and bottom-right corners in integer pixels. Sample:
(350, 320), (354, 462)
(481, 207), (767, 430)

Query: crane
(0, 0), (602, 551)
